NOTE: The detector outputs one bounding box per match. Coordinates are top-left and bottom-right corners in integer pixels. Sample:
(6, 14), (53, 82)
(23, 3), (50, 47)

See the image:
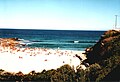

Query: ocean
(0, 29), (105, 51)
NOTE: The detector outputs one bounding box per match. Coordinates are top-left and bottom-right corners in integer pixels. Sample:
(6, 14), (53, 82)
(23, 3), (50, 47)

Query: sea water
(0, 29), (105, 51)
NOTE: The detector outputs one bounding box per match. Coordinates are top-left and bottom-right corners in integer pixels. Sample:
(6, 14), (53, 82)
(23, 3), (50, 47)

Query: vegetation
(0, 30), (120, 81)
(84, 30), (120, 81)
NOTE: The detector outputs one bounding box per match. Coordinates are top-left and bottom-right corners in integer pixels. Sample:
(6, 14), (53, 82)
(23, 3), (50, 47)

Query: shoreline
(0, 38), (86, 74)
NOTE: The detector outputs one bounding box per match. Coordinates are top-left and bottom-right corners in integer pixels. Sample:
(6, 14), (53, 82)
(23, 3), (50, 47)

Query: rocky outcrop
(0, 38), (19, 48)
(84, 30), (120, 64)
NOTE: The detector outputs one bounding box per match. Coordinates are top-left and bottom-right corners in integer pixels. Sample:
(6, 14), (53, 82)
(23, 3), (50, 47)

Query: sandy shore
(0, 38), (86, 74)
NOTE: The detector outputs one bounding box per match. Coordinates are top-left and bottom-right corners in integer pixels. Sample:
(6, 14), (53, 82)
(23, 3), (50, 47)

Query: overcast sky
(0, 0), (120, 30)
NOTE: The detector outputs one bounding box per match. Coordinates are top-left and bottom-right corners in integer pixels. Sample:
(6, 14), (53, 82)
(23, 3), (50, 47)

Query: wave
(16, 38), (96, 51)
(17, 38), (97, 48)
(26, 40), (97, 45)
(18, 38), (32, 45)
(27, 42), (94, 51)
(64, 40), (97, 43)
(17, 37), (97, 44)
(31, 40), (43, 42)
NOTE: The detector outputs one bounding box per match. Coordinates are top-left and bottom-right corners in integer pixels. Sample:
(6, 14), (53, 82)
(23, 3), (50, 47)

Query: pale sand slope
(0, 48), (86, 74)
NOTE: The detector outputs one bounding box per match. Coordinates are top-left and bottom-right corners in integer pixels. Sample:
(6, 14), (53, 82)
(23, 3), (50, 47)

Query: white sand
(0, 47), (86, 74)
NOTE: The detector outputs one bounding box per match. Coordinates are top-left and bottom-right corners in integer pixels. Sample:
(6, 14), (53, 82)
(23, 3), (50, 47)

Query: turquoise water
(0, 29), (105, 51)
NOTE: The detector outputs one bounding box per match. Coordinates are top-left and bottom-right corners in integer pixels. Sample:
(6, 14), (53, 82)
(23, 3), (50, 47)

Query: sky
(0, 0), (120, 30)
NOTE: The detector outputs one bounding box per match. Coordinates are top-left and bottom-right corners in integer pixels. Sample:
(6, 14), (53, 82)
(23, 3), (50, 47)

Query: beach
(0, 38), (86, 74)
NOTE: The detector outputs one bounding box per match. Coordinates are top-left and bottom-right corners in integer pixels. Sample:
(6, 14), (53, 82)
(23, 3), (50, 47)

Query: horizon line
(0, 28), (107, 31)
